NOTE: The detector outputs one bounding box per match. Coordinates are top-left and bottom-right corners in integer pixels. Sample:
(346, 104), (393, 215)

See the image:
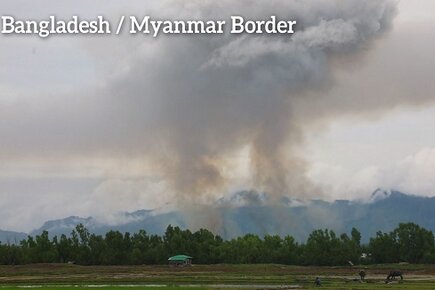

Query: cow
(386, 270), (403, 282)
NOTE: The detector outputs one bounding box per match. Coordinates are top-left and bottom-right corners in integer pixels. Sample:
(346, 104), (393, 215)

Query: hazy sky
(304, 0), (435, 199)
(1, 0), (435, 232)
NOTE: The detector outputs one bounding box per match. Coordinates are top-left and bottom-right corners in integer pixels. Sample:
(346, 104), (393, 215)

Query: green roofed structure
(168, 255), (192, 267)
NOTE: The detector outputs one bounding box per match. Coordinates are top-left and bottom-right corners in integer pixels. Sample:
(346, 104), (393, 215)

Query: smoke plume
(96, 0), (397, 199)
(0, 0), (399, 204)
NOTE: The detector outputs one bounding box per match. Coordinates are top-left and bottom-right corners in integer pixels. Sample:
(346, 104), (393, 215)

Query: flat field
(1, 264), (435, 289)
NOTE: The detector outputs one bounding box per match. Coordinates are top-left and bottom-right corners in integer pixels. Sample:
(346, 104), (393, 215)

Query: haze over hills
(1, 190), (435, 244)
(0, 229), (27, 245)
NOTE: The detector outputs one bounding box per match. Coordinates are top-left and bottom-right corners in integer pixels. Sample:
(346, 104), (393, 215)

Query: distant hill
(2, 189), (435, 244)
(0, 229), (27, 244)
(30, 210), (185, 239)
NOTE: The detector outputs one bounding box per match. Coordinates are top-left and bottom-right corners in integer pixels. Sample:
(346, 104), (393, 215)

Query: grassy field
(0, 264), (435, 289)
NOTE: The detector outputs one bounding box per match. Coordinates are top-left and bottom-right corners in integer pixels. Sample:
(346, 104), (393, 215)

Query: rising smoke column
(0, 0), (398, 204)
(96, 0), (397, 199)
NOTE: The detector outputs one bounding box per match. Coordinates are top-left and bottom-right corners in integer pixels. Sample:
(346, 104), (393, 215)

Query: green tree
(303, 229), (341, 265)
(56, 234), (72, 263)
(104, 230), (126, 264)
(369, 231), (399, 263)
(34, 231), (58, 262)
(393, 223), (434, 263)
(192, 228), (221, 264)
(88, 234), (107, 264)
(261, 235), (283, 263)
(281, 235), (300, 265)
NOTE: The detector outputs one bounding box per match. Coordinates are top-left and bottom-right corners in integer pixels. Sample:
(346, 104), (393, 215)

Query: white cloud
(308, 147), (435, 200)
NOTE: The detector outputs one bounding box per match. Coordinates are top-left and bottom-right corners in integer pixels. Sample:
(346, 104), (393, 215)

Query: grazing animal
(386, 270), (403, 281)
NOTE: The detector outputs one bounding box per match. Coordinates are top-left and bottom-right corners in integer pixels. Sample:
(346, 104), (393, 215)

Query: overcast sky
(1, 0), (435, 232)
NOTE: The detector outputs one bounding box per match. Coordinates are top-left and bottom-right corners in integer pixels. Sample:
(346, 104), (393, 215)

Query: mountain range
(2, 189), (435, 244)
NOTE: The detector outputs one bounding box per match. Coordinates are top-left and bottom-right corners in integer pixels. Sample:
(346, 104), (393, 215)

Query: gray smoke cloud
(96, 0), (397, 198)
(1, 0), (399, 204)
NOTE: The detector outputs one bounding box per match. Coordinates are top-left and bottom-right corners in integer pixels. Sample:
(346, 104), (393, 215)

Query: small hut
(168, 255), (192, 267)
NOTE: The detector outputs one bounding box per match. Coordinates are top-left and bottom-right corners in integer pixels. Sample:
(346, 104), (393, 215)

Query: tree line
(1, 222), (434, 265)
